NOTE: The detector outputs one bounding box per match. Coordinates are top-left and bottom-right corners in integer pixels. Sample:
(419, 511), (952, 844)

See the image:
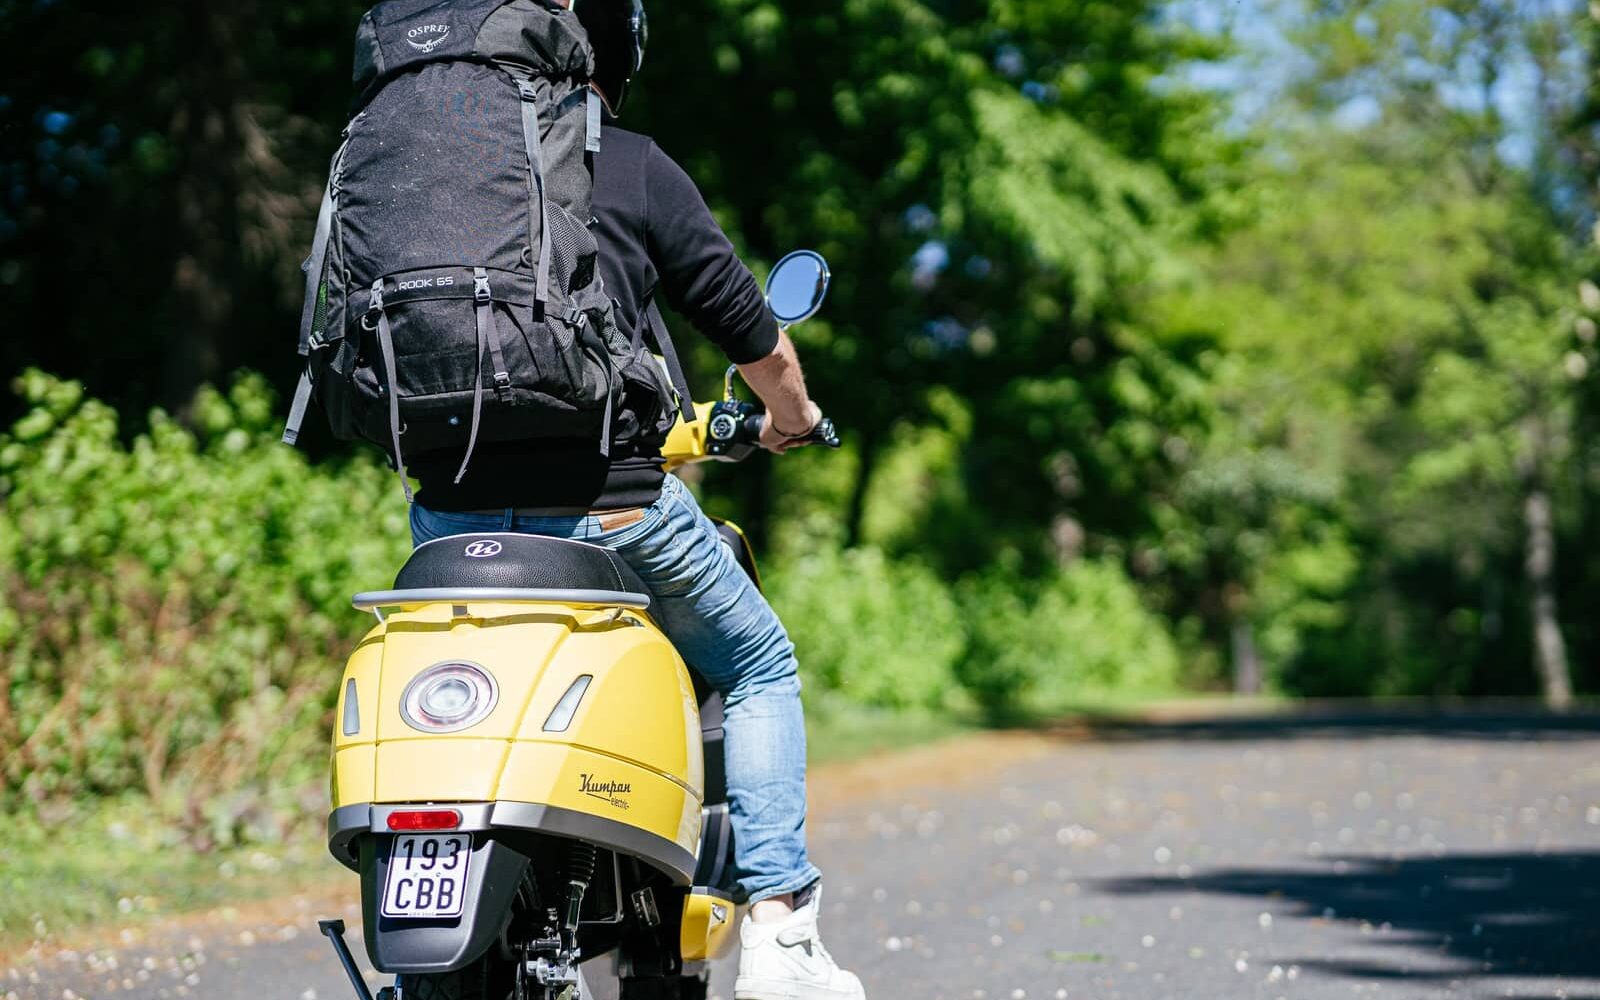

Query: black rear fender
(360, 834), (529, 975)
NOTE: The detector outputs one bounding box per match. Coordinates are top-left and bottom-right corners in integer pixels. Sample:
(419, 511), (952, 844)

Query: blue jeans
(409, 475), (821, 903)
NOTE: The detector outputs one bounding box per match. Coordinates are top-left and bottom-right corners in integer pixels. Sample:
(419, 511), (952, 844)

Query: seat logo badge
(464, 540), (503, 559)
(406, 24), (451, 53)
(580, 774), (632, 810)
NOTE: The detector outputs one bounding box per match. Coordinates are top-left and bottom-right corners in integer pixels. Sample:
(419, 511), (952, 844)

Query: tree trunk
(1523, 487), (1575, 709)
(745, 457), (774, 554)
(163, 0), (254, 409)
(842, 425), (879, 549)
(1231, 617), (1262, 697)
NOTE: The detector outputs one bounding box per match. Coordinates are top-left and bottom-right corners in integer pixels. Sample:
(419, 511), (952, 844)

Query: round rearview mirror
(765, 250), (831, 326)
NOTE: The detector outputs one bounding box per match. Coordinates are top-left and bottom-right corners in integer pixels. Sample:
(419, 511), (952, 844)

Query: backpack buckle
(473, 269), (492, 304)
(362, 280), (386, 331)
(493, 370), (512, 392)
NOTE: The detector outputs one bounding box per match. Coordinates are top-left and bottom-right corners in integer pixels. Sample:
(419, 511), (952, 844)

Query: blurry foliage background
(4, 0), (1600, 834)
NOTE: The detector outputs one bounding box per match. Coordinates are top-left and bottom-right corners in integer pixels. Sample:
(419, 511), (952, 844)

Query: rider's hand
(759, 401), (824, 454)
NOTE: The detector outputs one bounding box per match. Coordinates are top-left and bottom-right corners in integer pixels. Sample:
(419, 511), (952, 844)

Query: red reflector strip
(386, 809), (462, 831)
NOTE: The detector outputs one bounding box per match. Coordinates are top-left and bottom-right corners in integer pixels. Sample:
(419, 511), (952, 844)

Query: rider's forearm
(738, 329), (816, 435)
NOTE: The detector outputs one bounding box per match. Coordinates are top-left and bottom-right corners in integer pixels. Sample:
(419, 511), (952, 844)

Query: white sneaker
(734, 887), (865, 1000)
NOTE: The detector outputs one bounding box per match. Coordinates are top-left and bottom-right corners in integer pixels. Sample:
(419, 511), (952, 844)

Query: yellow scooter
(316, 251), (836, 1000)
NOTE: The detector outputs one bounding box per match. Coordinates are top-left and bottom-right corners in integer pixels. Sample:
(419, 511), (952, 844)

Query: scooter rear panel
(332, 600), (705, 875)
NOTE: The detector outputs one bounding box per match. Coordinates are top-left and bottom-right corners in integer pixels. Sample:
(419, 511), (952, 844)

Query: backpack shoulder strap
(296, 180), (336, 357)
(645, 296), (695, 423)
(285, 133), (355, 448)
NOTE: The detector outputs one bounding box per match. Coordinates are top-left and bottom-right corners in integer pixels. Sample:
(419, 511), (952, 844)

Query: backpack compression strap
(454, 268), (498, 485)
(517, 81), (553, 307)
(282, 372), (315, 447)
(367, 279), (414, 503)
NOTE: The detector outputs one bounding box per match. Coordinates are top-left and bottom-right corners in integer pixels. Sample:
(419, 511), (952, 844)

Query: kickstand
(318, 919), (377, 1000)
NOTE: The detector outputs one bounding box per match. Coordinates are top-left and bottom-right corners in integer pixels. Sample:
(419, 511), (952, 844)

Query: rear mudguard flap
(359, 834), (529, 975)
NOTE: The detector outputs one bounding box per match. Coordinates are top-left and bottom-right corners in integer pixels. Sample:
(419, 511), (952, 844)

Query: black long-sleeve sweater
(410, 128), (779, 511)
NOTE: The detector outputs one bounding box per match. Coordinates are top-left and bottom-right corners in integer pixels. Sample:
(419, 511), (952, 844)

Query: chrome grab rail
(352, 588), (651, 617)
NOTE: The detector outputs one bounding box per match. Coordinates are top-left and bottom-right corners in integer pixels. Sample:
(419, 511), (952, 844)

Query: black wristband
(768, 415), (818, 440)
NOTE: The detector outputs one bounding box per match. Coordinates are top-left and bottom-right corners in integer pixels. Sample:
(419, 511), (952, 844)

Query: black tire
(394, 957), (513, 1000)
(618, 976), (709, 999)
(676, 974), (709, 1000)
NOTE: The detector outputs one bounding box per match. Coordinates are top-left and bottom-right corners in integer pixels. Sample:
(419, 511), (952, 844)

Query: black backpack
(282, 0), (684, 497)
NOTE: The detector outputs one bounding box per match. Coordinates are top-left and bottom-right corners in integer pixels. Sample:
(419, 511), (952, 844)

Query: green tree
(1163, 0), (1599, 702)
(632, 0), (1235, 563)
(0, 0), (366, 410)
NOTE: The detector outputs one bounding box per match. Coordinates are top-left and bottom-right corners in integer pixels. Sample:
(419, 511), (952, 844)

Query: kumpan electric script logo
(580, 774), (632, 810)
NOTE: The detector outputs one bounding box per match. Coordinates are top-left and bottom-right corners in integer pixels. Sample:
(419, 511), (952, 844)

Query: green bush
(1, 373), (1188, 845)
(768, 547), (967, 711)
(960, 560), (1182, 717)
(0, 371), (409, 839)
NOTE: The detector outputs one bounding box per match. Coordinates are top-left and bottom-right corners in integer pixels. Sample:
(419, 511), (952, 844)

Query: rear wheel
(676, 975), (709, 1000)
(393, 957), (514, 1000)
(617, 975), (709, 999)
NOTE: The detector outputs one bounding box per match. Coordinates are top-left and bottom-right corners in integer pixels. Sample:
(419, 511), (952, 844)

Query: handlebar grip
(740, 414), (842, 449)
(804, 418), (841, 449)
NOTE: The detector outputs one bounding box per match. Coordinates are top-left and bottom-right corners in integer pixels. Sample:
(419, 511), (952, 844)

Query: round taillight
(401, 662), (498, 734)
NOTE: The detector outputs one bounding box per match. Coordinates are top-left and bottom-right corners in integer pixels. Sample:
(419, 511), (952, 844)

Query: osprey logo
(463, 540), (503, 559)
(405, 23), (452, 53)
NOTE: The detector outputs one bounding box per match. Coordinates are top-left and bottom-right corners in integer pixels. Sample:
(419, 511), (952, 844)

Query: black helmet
(575, 0), (648, 116)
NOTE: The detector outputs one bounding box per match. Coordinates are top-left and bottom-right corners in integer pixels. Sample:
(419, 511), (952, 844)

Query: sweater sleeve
(643, 142), (780, 365)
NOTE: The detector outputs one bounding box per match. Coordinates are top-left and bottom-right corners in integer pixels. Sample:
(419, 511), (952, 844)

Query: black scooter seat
(395, 532), (650, 598)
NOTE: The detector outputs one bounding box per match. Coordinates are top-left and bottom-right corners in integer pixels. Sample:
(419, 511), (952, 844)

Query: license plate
(381, 834), (472, 919)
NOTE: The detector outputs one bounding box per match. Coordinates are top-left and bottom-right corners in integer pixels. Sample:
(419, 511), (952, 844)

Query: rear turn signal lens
(543, 675), (594, 733)
(386, 809), (462, 832)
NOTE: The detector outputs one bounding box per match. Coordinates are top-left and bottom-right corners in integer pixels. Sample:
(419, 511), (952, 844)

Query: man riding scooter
(401, 4), (864, 998)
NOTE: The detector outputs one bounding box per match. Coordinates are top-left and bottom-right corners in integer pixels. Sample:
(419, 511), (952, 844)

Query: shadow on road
(1096, 851), (1600, 985)
(1055, 704), (1600, 744)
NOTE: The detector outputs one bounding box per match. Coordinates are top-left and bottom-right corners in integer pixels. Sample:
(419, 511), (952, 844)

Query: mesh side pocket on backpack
(546, 203), (597, 295)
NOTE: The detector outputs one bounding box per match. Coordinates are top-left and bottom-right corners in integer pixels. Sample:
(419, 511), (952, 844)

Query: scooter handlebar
(700, 397), (843, 461)
(738, 413), (842, 450)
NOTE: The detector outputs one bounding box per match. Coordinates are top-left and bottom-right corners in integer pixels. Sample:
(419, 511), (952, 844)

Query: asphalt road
(8, 707), (1600, 1000)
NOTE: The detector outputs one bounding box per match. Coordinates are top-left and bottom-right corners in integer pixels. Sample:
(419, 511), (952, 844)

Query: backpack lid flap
(354, 0), (591, 104)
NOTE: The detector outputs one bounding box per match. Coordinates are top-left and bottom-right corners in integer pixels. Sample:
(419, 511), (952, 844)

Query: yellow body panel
(332, 745), (377, 808)
(661, 402), (716, 472)
(374, 739), (512, 802)
(519, 620), (703, 792)
(335, 634), (384, 750)
(681, 891), (738, 962)
(500, 742), (702, 856)
(372, 608), (576, 743)
(331, 597), (707, 873)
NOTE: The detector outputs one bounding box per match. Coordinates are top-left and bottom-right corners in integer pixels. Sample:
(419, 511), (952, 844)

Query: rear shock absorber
(562, 841), (597, 949)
